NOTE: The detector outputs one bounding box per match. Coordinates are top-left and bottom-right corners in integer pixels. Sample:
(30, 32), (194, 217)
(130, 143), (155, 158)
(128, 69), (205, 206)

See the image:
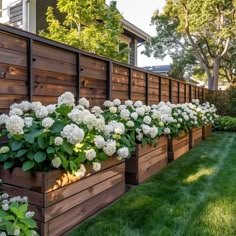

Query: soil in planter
(125, 136), (168, 185)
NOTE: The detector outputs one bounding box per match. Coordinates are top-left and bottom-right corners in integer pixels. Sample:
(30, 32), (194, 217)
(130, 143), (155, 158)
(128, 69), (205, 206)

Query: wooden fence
(0, 24), (210, 113)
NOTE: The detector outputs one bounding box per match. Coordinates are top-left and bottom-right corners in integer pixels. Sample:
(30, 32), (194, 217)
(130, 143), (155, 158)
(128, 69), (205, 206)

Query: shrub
(214, 116), (236, 132)
(0, 184), (38, 236)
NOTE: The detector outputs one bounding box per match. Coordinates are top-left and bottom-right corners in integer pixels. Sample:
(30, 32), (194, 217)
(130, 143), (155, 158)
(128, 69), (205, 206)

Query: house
(142, 65), (171, 76)
(0, 0), (150, 66)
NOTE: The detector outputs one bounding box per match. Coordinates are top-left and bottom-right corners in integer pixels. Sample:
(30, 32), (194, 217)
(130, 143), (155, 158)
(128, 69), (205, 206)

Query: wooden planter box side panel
(190, 126), (203, 148)
(126, 136), (168, 185)
(203, 124), (212, 139)
(1, 157), (122, 193)
(168, 131), (190, 161)
(1, 157), (125, 236)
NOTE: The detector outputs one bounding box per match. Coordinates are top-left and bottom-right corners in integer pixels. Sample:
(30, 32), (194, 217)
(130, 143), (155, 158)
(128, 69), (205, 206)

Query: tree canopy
(144, 0), (236, 90)
(40, 0), (129, 62)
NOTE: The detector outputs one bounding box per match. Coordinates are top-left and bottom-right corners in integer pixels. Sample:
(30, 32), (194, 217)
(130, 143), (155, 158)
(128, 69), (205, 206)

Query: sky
(106, 0), (172, 67)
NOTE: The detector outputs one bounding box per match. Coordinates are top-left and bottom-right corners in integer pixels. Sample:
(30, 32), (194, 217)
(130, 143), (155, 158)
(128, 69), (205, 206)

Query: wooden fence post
(145, 73), (149, 105)
(76, 53), (81, 105)
(159, 76), (162, 102)
(128, 68), (132, 100)
(27, 38), (33, 102)
(169, 79), (172, 103)
(107, 61), (113, 100)
(177, 82), (180, 103)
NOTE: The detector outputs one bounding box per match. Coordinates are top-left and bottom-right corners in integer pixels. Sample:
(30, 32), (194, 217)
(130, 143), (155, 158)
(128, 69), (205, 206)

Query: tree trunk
(212, 56), (221, 90)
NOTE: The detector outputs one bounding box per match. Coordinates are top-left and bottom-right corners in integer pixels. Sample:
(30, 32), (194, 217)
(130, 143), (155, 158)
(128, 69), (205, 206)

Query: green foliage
(0, 193), (38, 236)
(214, 116), (236, 131)
(144, 0), (236, 89)
(40, 0), (129, 62)
(205, 85), (236, 116)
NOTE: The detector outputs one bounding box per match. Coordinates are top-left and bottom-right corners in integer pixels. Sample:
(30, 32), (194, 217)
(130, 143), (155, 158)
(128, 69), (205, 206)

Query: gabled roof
(122, 19), (151, 43)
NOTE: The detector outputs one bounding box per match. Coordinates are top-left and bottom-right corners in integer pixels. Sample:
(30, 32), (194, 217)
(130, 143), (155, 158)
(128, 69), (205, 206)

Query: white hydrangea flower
(0, 146), (10, 154)
(143, 116), (152, 125)
(79, 97), (90, 108)
(103, 140), (117, 156)
(178, 118), (183, 122)
(151, 110), (161, 119)
(130, 112), (138, 120)
(118, 105), (126, 111)
(46, 104), (56, 114)
(54, 137), (63, 146)
(85, 149), (96, 161)
(126, 120), (135, 127)
(61, 124), (85, 145)
(177, 124), (181, 128)
(42, 117), (55, 128)
(75, 164), (86, 177)
(104, 125), (113, 136)
(91, 106), (103, 116)
(68, 109), (84, 124)
(141, 124), (151, 135)
(143, 105), (151, 113)
(13, 229), (20, 236)
(103, 100), (114, 108)
(19, 101), (32, 112)
(108, 121), (125, 134)
(164, 128), (171, 134)
(9, 108), (23, 116)
(183, 115), (189, 121)
(95, 118), (105, 132)
(149, 127), (158, 138)
(10, 103), (20, 110)
(113, 99), (121, 106)
(120, 109), (130, 120)
(0, 232), (7, 236)
(31, 102), (42, 111)
(0, 114), (9, 125)
(1, 193), (9, 199)
(83, 114), (97, 130)
(51, 156), (61, 168)
(159, 121), (164, 127)
(117, 147), (129, 158)
(6, 115), (24, 135)
(24, 117), (33, 127)
(109, 106), (117, 114)
(2, 204), (9, 211)
(58, 92), (75, 107)
(134, 101), (143, 107)
(136, 107), (145, 116)
(25, 211), (35, 218)
(125, 100), (133, 107)
(35, 106), (48, 119)
(94, 135), (106, 149)
(93, 162), (101, 172)
(136, 133), (143, 141)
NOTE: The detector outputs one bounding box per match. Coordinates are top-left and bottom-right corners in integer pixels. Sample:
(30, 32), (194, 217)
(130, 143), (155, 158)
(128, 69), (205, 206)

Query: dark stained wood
(126, 136), (168, 185)
(1, 157), (125, 236)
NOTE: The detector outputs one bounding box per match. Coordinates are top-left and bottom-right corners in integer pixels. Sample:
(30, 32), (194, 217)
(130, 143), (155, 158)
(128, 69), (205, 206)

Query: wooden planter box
(168, 131), (189, 161)
(202, 124), (212, 140)
(0, 157), (125, 236)
(190, 126), (203, 148)
(125, 136), (168, 185)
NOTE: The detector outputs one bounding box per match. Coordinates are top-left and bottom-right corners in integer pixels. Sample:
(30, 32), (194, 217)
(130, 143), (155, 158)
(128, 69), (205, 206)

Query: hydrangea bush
(0, 92), (217, 176)
(0, 93), (133, 176)
(0, 190), (38, 236)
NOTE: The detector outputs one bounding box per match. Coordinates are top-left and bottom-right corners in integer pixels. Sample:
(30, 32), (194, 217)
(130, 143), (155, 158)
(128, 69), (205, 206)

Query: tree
(40, 0), (129, 62)
(144, 0), (236, 90)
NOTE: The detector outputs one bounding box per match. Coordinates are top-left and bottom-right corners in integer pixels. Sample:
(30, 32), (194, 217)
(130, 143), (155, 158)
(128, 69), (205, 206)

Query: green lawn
(66, 132), (236, 236)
